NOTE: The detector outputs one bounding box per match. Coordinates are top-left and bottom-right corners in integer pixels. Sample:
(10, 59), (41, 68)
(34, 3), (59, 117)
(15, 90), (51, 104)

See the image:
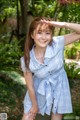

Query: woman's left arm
(64, 22), (80, 45)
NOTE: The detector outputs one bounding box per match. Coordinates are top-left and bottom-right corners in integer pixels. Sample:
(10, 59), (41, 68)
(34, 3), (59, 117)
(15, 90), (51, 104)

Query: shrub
(65, 45), (77, 59)
(64, 62), (80, 88)
(0, 39), (23, 71)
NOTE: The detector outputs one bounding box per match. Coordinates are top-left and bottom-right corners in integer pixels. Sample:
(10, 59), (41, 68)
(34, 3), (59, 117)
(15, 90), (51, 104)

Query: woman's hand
(29, 104), (38, 120)
(41, 19), (66, 28)
(23, 72), (39, 119)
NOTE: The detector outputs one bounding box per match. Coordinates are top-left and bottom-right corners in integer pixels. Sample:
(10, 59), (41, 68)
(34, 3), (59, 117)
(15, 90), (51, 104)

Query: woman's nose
(42, 33), (46, 39)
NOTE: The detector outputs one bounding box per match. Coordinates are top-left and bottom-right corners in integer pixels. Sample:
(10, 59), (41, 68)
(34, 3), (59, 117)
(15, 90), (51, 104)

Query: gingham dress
(20, 36), (73, 115)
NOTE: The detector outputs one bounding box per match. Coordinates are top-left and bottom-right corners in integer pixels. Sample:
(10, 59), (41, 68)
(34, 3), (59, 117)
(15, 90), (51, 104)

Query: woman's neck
(34, 46), (46, 59)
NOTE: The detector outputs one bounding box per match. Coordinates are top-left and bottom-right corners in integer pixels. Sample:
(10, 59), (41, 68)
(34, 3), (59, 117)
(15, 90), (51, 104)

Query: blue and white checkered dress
(20, 36), (73, 115)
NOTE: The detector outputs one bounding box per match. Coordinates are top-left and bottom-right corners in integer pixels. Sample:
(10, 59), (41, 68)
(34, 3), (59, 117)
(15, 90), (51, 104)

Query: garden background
(0, 0), (80, 120)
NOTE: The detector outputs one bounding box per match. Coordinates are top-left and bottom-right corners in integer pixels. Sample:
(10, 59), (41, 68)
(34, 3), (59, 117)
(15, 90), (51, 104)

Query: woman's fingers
(41, 19), (50, 24)
(33, 113), (36, 120)
(28, 112), (36, 120)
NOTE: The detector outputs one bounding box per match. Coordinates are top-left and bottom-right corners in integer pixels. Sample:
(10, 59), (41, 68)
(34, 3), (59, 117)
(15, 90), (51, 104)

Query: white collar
(31, 44), (54, 59)
(44, 45), (54, 58)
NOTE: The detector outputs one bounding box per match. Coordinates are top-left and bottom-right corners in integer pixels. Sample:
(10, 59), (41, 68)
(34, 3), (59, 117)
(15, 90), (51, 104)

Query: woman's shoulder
(52, 35), (65, 49)
(53, 35), (64, 43)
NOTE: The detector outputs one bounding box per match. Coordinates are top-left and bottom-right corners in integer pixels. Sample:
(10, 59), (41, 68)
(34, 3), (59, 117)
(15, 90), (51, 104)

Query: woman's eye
(46, 32), (50, 34)
(38, 31), (42, 34)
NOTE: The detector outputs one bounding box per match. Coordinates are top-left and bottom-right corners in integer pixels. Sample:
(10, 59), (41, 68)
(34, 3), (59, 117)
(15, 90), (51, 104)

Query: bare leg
(51, 113), (63, 120)
(22, 113), (34, 120)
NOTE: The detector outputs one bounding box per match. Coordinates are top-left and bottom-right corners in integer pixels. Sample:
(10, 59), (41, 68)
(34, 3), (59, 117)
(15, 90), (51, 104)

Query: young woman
(20, 17), (80, 120)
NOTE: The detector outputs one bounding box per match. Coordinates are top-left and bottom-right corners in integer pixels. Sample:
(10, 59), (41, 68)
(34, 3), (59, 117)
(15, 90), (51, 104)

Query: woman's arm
(41, 20), (80, 45)
(64, 22), (80, 45)
(64, 32), (80, 45)
(23, 72), (38, 114)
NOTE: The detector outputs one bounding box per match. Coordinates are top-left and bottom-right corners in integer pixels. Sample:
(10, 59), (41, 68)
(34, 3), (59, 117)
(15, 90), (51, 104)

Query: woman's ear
(31, 33), (34, 39)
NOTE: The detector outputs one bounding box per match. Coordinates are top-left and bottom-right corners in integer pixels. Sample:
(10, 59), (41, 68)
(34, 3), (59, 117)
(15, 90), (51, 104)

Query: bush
(65, 45), (77, 59)
(0, 72), (26, 120)
(65, 62), (80, 79)
(64, 62), (80, 88)
(0, 39), (23, 71)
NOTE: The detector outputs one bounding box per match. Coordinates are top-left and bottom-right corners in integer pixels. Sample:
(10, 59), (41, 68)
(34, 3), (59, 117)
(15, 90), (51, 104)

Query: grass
(0, 71), (80, 120)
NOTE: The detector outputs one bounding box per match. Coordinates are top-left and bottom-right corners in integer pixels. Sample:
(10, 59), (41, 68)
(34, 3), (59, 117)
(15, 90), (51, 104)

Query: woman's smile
(31, 25), (52, 48)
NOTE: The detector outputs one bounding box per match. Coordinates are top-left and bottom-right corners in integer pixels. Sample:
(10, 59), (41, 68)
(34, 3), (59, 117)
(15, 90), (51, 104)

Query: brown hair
(24, 17), (54, 69)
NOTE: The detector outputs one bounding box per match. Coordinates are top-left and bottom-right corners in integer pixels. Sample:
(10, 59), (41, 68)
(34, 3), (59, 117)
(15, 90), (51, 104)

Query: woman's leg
(22, 113), (34, 120)
(51, 113), (63, 120)
(22, 113), (29, 120)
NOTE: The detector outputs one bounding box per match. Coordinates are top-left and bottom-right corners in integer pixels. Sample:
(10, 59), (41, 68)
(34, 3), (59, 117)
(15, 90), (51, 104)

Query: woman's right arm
(23, 72), (38, 115)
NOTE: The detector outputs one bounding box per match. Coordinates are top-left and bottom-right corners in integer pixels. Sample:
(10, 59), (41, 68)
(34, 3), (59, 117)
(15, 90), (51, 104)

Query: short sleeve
(53, 36), (65, 49)
(20, 57), (30, 72)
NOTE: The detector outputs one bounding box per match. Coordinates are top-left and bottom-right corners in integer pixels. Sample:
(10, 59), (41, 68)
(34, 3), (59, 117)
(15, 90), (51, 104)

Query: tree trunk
(18, 0), (28, 50)
(19, 0), (29, 36)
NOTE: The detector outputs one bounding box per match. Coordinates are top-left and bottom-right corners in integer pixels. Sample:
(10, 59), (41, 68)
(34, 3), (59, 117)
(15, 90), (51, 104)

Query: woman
(20, 17), (80, 120)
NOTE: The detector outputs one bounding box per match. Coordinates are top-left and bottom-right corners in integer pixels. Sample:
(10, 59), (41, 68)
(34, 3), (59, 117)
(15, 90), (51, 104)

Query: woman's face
(31, 23), (52, 48)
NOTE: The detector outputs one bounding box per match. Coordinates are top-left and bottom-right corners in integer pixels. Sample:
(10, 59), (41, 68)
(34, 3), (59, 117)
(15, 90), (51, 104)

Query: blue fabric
(20, 36), (73, 115)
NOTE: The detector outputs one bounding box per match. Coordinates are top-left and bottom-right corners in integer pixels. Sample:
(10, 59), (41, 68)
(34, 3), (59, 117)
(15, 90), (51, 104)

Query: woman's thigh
(51, 113), (63, 120)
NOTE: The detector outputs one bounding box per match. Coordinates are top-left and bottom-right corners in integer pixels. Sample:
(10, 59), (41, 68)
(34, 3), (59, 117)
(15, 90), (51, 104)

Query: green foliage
(0, 72), (26, 119)
(1, 0), (80, 23)
(29, 0), (80, 23)
(58, 3), (80, 22)
(74, 41), (80, 50)
(65, 62), (80, 79)
(0, 7), (16, 22)
(65, 45), (77, 59)
(64, 62), (80, 88)
(73, 105), (80, 116)
(65, 41), (80, 59)
(0, 39), (23, 71)
(0, 0), (18, 21)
